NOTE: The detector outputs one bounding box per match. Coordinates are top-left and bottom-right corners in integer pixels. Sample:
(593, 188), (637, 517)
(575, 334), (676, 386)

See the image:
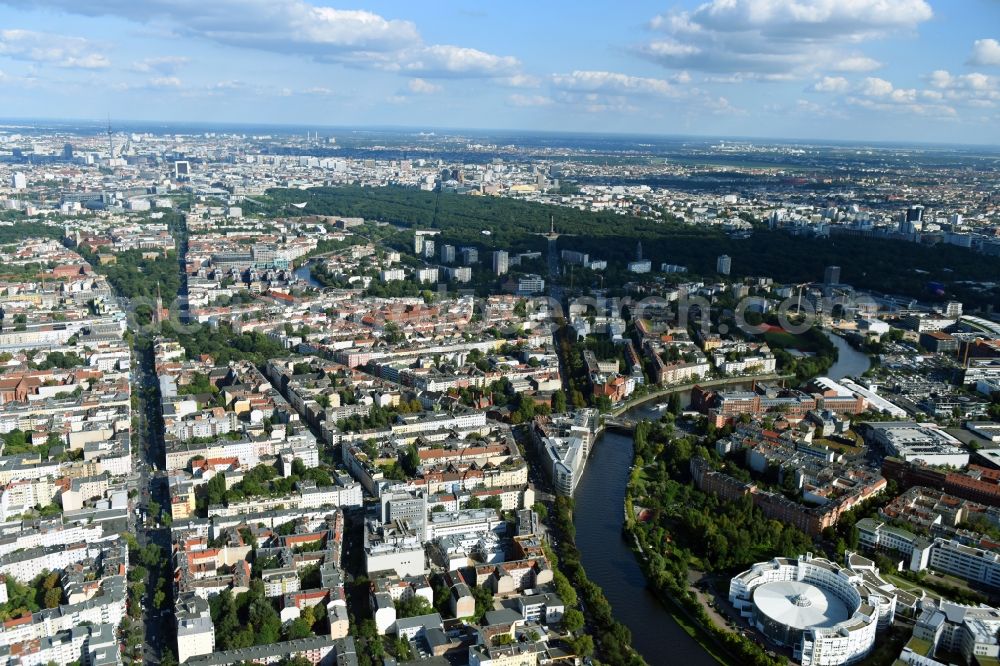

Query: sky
(0, 0), (999, 144)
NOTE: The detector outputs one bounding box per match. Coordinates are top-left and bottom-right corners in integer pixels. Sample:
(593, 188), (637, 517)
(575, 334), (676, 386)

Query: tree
(552, 570), (578, 608)
(282, 658), (313, 666)
(396, 594), (434, 619)
(569, 633), (595, 657)
(470, 586), (493, 623)
(43, 587), (62, 609)
(552, 391), (567, 413)
(562, 608), (585, 633)
(160, 649), (178, 666)
(393, 637), (414, 661)
(283, 617), (312, 640)
(481, 496), (503, 511)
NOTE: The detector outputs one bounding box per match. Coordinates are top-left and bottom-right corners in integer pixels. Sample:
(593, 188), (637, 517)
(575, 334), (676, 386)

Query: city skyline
(0, 0), (999, 145)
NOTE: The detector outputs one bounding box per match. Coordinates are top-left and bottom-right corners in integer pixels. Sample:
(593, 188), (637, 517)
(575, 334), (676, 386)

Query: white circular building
(729, 554), (896, 665)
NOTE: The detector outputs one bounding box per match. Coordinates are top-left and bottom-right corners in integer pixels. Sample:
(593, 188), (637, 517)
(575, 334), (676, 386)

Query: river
(573, 337), (871, 665)
(294, 263), (320, 287)
(574, 429), (720, 666)
(822, 330), (871, 380)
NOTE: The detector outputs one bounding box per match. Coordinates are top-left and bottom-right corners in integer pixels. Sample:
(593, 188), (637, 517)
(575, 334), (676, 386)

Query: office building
(864, 422), (969, 468)
(415, 267), (438, 284)
(422, 239), (435, 260)
(824, 265), (841, 285)
(717, 254), (732, 275)
(530, 410), (599, 496)
(381, 268), (406, 282)
(460, 247), (479, 265)
(627, 260), (651, 274)
(381, 489), (428, 541)
(440, 244), (456, 263)
(912, 600), (1000, 665)
(492, 250), (508, 276)
(729, 554), (894, 665)
(516, 274), (545, 295)
(176, 593), (215, 663)
(446, 266), (472, 283)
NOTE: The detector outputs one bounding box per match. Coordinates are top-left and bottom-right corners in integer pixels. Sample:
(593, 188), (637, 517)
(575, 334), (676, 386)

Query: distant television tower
(106, 115), (114, 157)
(154, 282), (163, 327)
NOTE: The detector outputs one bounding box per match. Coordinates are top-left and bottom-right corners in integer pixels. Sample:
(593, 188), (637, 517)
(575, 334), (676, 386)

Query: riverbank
(572, 430), (718, 666)
(515, 425), (648, 666)
(549, 495), (648, 666)
(620, 420), (796, 666)
(572, 339), (873, 665)
(822, 329), (872, 380)
(625, 517), (731, 666)
(623, 507), (777, 666)
(610, 372), (792, 417)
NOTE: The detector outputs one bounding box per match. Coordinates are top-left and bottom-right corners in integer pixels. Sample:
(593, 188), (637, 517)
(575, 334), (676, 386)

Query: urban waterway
(823, 330), (872, 381)
(294, 263), (320, 287)
(573, 333), (871, 665)
(573, 428), (719, 666)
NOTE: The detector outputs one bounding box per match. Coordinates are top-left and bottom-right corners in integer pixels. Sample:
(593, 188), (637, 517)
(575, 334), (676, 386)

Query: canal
(823, 330), (871, 381)
(294, 263), (320, 287)
(573, 428), (720, 666)
(573, 335), (871, 665)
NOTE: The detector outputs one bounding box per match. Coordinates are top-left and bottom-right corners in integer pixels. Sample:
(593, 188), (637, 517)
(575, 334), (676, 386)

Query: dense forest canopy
(252, 186), (1000, 308)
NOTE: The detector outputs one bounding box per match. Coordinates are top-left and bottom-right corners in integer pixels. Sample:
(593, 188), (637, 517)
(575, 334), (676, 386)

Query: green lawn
(905, 636), (933, 657)
(763, 331), (803, 349)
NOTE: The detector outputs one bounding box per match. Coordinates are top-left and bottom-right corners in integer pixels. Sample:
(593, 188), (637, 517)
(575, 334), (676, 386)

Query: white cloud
(501, 73), (541, 88)
(793, 98), (845, 118)
(842, 73), (987, 117)
(207, 79), (243, 91)
(812, 76), (849, 93)
(407, 78), (441, 94)
(508, 93), (552, 107)
(969, 38), (1000, 67)
(2, 0), (521, 80)
(848, 95), (956, 117)
(399, 45), (519, 78)
(148, 75), (181, 88)
(831, 56), (882, 72)
(132, 56), (188, 74)
(0, 29), (110, 68)
(860, 77), (895, 97)
(3, 1), (421, 54)
(925, 69), (999, 107)
(637, 0), (931, 78)
(551, 70), (681, 97)
(544, 69), (740, 117)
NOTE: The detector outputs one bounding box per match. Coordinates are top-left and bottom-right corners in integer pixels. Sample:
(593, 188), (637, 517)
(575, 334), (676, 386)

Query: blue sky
(0, 0), (999, 144)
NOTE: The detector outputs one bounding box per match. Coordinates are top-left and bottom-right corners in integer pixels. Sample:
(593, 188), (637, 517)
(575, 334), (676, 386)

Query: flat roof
(754, 580), (849, 631)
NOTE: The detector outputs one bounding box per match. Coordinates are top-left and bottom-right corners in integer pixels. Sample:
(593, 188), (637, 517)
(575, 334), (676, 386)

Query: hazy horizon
(0, 1), (998, 145)
(3, 115), (1000, 152)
